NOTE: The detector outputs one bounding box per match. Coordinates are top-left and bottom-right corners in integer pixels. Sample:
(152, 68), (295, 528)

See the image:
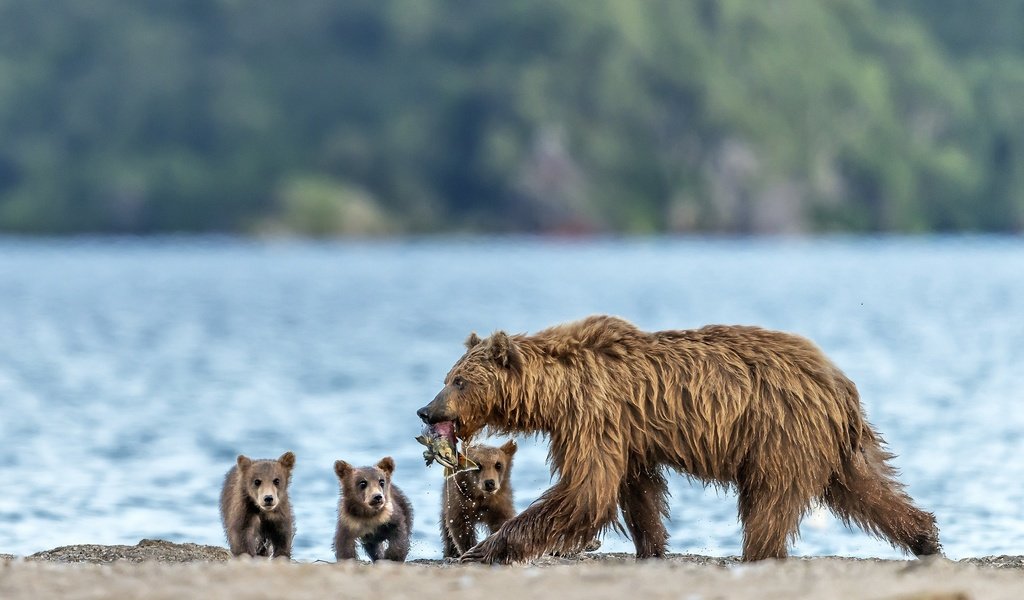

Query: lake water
(0, 236), (1021, 561)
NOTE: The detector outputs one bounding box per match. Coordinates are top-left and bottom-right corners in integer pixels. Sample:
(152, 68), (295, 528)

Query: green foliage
(0, 0), (1020, 234)
(263, 176), (392, 237)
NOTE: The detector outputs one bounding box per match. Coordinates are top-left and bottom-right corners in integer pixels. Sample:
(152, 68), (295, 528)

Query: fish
(416, 423), (479, 478)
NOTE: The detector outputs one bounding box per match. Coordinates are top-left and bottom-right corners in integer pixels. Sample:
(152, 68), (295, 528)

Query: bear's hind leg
(619, 466), (670, 559)
(737, 482), (806, 561)
(823, 444), (940, 557)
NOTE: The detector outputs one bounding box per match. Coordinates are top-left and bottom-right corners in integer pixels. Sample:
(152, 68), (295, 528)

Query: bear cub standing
(441, 441), (517, 558)
(220, 451), (296, 558)
(334, 456), (413, 562)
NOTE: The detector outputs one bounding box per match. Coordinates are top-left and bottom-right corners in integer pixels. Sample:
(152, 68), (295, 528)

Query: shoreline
(2, 541), (1022, 600)
(7, 539), (1024, 569)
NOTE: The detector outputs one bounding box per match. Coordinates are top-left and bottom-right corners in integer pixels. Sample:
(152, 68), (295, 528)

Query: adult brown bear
(416, 315), (940, 564)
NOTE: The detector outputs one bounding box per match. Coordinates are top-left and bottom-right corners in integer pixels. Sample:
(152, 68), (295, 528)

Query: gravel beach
(1, 541), (1021, 600)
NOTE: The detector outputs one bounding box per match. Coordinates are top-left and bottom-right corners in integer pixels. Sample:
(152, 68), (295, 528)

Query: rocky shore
(1, 540), (1022, 599)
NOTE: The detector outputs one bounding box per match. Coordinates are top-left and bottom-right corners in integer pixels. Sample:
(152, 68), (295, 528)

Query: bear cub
(220, 451), (296, 558)
(442, 440), (517, 558)
(334, 456), (413, 562)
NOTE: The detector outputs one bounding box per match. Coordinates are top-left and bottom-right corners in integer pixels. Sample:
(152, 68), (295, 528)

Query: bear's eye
(359, 480), (368, 489)
(495, 462), (503, 471)
(453, 376), (465, 390)
(272, 478), (280, 486)
(253, 479), (262, 487)
(379, 479), (385, 486)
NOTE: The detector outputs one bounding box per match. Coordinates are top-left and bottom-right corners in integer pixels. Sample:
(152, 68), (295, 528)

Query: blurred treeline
(0, 0), (1022, 235)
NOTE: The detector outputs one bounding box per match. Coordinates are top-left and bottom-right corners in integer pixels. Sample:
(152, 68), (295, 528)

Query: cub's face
(335, 457), (395, 512)
(237, 452), (295, 512)
(460, 440), (517, 496)
(417, 331), (521, 441)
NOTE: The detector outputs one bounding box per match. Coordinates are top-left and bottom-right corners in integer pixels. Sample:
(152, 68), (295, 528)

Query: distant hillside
(0, 0), (1021, 234)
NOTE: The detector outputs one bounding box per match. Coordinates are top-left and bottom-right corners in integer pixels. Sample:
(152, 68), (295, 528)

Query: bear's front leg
(361, 539), (381, 562)
(383, 527), (410, 562)
(460, 478), (619, 564)
(245, 520), (266, 557)
(334, 528), (359, 561)
(447, 515), (479, 556)
(225, 523), (251, 557)
(266, 522), (292, 559)
(460, 530), (512, 564)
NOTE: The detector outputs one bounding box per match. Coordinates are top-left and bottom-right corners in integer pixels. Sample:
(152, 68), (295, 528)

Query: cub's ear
(465, 332), (483, 350)
(237, 455), (252, 471)
(487, 331), (522, 370)
(500, 439), (518, 457)
(376, 456), (395, 475)
(334, 460), (352, 480)
(278, 451), (296, 469)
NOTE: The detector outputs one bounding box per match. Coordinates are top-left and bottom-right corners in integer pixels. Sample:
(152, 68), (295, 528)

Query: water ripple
(0, 236), (1021, 560)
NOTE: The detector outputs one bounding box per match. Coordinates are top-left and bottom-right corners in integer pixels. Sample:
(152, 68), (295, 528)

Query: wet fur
(441, 441), (517, 558)
(420, 315), (941, 564)
(334, 457), (414, 562)
(219, 452), (296, 559)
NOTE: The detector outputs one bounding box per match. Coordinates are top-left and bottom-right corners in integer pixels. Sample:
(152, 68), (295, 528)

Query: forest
(0, 0), (1021, 235)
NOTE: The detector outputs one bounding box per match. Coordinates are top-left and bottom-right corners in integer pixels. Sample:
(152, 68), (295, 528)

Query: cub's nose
(370, 493), (384, 505)
(263, 495), (275, 505)
(416, 406), (431, 423)
(483, 479), (497, 492)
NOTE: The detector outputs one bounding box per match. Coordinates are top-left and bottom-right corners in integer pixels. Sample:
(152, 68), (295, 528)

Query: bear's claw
(459, 535), (513, 564)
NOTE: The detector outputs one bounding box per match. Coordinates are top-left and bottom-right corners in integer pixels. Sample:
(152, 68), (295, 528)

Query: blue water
(0, 236), (1021, 561)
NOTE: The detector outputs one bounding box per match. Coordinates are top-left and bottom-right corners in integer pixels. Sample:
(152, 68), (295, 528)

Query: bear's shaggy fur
(417, 315), (941, 564)
(333, 457), (413, 562)
(441, 441), (518, 558)
(219, 452), (296, 559)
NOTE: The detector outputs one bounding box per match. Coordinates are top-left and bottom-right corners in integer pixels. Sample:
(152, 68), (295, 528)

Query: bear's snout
(483, 479), (497, 492)
(263, 495), (275, 506)
(369, 493), (385, 506)
(417, 391), (456, 425)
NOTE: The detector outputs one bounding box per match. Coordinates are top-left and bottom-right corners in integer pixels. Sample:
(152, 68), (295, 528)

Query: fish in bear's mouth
(416, 420), (478, 476)
(432, 420), (457, 445)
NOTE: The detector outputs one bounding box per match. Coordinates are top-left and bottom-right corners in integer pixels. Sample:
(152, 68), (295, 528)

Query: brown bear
(219, 452), (296, 559)
(441, 441), (518, 558)
(416, 315), (941, 564)
(333, 457), (413, 562)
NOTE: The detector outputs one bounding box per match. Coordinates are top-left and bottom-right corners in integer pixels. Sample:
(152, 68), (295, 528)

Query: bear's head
(335, 457), (396, 517)
(457, 440), (517, 496)
(417, 331), (522, 441)
(237, 451), (295, 512)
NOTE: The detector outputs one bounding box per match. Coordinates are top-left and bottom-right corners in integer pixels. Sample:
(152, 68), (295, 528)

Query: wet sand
(1, 541), (1022, 600)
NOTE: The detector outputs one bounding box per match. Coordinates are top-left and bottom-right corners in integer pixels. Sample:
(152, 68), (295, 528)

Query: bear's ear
(487, 331), (522, 370)
(465, 332), (483, 350)
(500, 439), (518, 457)
(237, 455), (252, 471)
(334, 460), (352, 480)
(376, 456), (395, 475)
(278, 451), (296, 470)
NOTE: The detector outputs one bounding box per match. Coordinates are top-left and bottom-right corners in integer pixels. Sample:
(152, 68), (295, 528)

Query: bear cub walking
(220, 451), (296, 558)
(442, 441), (517, 558)
(334, 456), (413, 562)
